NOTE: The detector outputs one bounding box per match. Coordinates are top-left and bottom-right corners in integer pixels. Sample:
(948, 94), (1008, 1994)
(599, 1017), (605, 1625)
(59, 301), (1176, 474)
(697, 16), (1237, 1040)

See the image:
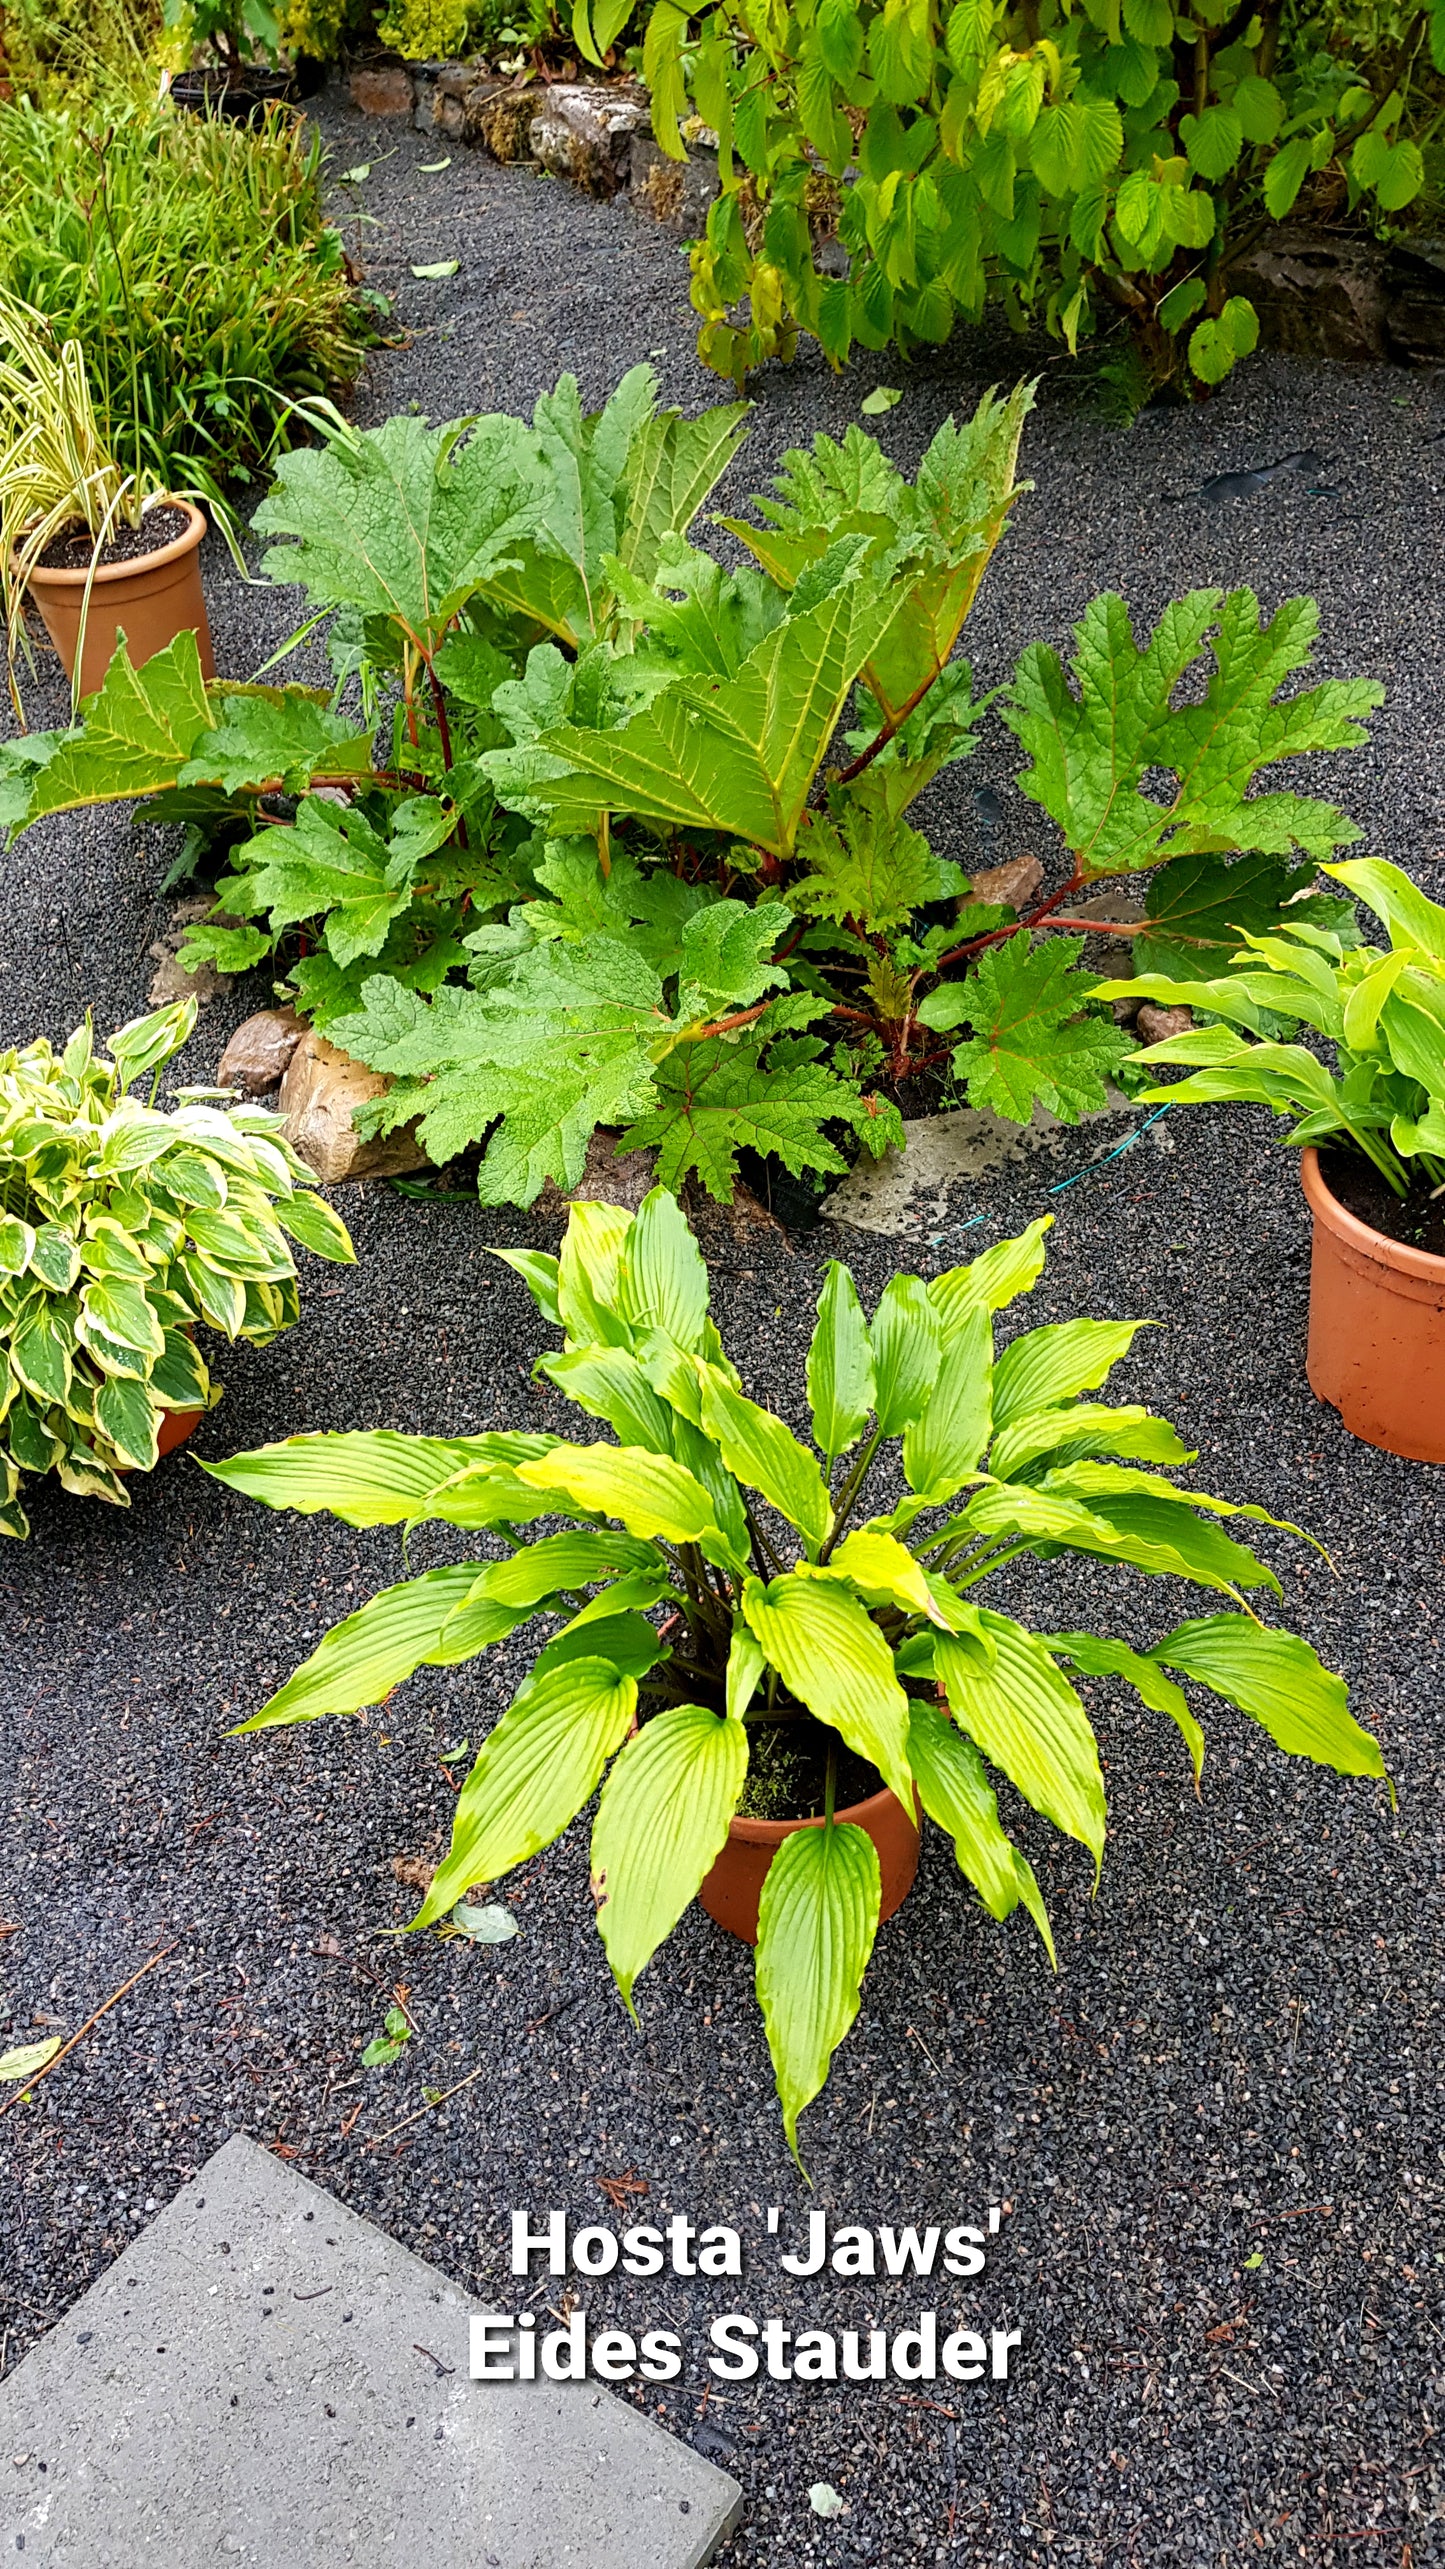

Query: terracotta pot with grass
(26, 498), (214, 698)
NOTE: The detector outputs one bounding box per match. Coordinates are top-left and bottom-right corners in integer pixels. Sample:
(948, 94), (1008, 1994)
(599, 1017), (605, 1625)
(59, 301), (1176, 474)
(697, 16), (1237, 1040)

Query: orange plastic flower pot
(1302, 1146), (1445, 1463)
(24, 498), (214, 699)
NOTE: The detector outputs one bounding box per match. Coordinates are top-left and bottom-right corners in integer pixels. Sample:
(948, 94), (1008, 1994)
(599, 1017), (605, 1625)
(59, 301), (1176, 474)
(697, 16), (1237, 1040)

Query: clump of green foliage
(0, 998), (354, 1538)
(2, 369), (1380, 1207)
(641, 0), (1445, 392)
(0, 95), (377, 503)
(211, 1190), (1387, 2161)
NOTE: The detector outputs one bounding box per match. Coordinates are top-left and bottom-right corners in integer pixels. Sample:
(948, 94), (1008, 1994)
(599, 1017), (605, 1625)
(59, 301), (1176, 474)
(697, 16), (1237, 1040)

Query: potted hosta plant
(0, 294), (215, 716)
(0, 998), (355, 1538)
(211, 1190), (1384, 2164)
(1105, 859), (1445, 1463)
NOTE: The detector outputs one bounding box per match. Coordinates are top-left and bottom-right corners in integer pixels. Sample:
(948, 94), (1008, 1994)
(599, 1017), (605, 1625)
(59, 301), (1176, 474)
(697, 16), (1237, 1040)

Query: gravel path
(2, 89), (1443, 2566)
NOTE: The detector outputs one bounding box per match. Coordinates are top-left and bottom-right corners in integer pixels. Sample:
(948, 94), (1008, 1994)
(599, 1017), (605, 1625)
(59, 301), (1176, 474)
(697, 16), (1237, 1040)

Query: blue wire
(1047, 1102), (1173, 1195)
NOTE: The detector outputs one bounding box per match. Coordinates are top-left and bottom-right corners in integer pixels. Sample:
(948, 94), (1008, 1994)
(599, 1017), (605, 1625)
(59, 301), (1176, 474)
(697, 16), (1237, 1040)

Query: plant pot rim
(1301, 1144), (1445, 1285)
(21, 498), (208, 593)
(725, 1780), (910, 1847)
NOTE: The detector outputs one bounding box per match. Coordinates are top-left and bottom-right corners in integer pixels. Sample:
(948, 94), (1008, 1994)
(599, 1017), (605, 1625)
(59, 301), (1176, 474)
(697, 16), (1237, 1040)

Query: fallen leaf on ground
(861, 387), (902, 415)
(809, 2484), (845, 2517)
(412, 260), (459, 279)
(1, 2036), (64, 2081)
(419, 156), (452, 170)
(342, 163), (371, 182)
(452, 1902), (518, 1944)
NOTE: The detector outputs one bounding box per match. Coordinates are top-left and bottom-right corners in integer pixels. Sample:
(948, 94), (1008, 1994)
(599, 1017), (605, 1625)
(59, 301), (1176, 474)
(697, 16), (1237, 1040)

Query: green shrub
(641, 0), (1445, 394)
(2, 369), (1382, 1206)
(211, 1190), (1387, 2160)
(0, 95), (377, 502)
(0, 997), (355, 1538)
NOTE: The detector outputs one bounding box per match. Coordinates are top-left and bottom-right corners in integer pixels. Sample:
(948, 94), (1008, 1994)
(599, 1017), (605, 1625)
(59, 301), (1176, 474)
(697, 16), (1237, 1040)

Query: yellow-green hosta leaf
(930, 1217), (1051, 1335)
(697, 1372), (831, 1553)
(869, 1273), (941, 1434)
(806, 1260), (876, 1460)
(989, 1401), (1192, 1479)
(727, 1621), (766, 1720)
(1150, 1616), (1388, 1784)
(231, 1563), (485, 1731)
(414, 1657), (638, 1926)
(558, 1200), (634, 1347)
(901, 1303), (992, 1500)
(150, 1329), (211, 1410)
(536, 1346), (677, 1452)
(742, 1573), (913, 1808)
(592, 1703), (748, 2013)
(488, 1246), (562, 1327)
(1040, 1629), (1204, 1783)
(959, 1477), (1278, 1597)
(906, 1693), (1053, 1959)
(812, 1529), (961, 1629)
(617, 1186), (710, 1351)
(469, 1528), (662, 1609)
(991, 1316), (1148, 1427)
(936, 1614), (1106, 1869)
(203, 1429), (554, 1526)
(756, 1818), (881, 2167)
(515, 1441), (725, 1553)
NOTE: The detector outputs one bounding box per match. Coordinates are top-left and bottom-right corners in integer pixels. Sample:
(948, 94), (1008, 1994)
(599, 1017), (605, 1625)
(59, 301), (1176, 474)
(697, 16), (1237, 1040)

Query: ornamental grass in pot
(212, 1189), (1383, 2164)
(1106, 859), (1445, 1463)
(0, 998), (355, 1537)
(0, 293), (215, 715)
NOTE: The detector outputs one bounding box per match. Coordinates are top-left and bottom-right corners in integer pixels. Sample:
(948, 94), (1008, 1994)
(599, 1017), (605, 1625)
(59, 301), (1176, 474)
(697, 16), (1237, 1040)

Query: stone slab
(821, 1094), (1147, 1237)
(0, 2135), (741, 2568)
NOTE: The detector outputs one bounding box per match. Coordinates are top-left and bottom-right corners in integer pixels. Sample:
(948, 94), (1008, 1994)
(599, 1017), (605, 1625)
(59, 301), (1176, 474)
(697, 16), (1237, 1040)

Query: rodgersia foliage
(1, 367), (1379, 1205)
(213, 1190), (1386, 2160)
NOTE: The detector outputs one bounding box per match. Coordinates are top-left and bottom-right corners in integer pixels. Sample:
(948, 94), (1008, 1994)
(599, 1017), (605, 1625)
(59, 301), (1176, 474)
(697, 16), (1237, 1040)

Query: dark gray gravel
(2, 89), (1444, 2566)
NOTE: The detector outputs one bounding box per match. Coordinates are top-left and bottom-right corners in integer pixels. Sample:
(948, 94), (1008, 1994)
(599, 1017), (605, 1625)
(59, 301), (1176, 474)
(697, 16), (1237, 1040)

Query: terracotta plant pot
(1301, 1146), (1445, 1462)
(699, 1782), (921, 1946)
(24, 499), (214, 701)
(155, 1404), (205, 1460)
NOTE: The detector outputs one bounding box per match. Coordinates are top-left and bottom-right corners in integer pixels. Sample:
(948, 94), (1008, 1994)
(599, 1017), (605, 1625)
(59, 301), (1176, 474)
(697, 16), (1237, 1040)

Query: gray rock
(278, 1031), (428, 1184)
(146, 897), (234, 1009)
(822, 1094), (1140, 1236)
(217, 1006), (305, 1098)
(0, 2132), (742, 2568)
(529, 84), (648, 199)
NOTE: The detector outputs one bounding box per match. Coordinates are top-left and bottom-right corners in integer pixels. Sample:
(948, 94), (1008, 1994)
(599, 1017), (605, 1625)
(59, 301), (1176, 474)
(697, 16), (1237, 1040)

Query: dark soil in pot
(736, 1718), (882, 1820)
(1319, 1144), (1445, 1258)
(32, 505), (192, 574)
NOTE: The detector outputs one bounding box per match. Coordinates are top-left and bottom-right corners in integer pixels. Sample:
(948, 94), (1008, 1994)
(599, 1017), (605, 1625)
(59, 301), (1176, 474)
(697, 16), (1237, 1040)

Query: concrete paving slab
(0, 2135), (741, 2569)
(820, 1093), (1149, 1236)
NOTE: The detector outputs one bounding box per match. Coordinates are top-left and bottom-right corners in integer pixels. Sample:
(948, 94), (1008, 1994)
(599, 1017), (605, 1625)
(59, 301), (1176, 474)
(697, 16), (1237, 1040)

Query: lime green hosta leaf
(1150, 1617), (1388, 1785)
(254, 411), (544, 654)
(1004, 590), (1382, 883)
(756, 1818), (881, 2167)
(470, 1528), (662, 1610)
(870, 1272), (941, 1435)
(618, 1186), (709, 1352)
(1042, 1459), (1325, 1558)
(813, 1529), (961, 1629)
(232, 1563), (489, 1732)
(807, 1261), (876, 1460)
(1327, 859), (1445, 961)
(558, 1201), (633, 1348)
(930, 1217), (1052, 1336)
(1040, 1629), (1204, 1783)
(492, 576), (903, 860)
(490, 1247), (563, 1328)
(591, 1703), (748, 2014)
(993, 1317), (1148, 1429)
(906, 1693), (1053, 1959)
(203, 1428), (555, 1527)
(18, 631), (215, 832)
(902, 1304), (992, 1501)
(936, 1616), (1106, 1869)
(990, 1400), (1193, 1479)
(742, 1573), (913, 1808)
(414, 1657), (638, 1927)
(960, 1477), (1278, 1597)
(537, 1346), (678, 1452)
(533, 1607), (669, 1683)
(515, 1441), (731, 1559)
(698, 1374), (831, 1553)
(922, 936), (1132, 1125)
(727, 1622), (767, 1721)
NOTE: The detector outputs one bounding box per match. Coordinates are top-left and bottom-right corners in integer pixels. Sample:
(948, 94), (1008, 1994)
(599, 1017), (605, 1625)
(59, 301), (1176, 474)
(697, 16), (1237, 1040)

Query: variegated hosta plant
(0, 999), (355, 1537)
(212, 1190), (1385, 2163)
